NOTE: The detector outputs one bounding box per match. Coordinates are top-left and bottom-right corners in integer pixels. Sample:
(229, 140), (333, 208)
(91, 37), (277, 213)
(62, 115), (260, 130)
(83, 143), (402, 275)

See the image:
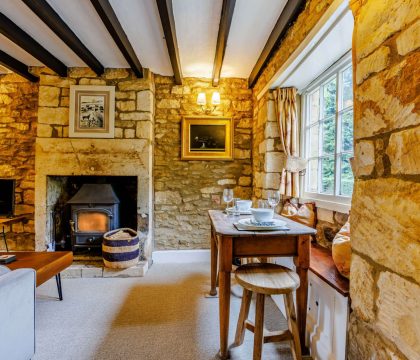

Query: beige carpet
(34, 262), (294, 360)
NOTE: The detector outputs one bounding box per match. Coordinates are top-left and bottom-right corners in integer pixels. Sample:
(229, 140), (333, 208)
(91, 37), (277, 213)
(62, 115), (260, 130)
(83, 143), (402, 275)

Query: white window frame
(300, 52), (353, 213)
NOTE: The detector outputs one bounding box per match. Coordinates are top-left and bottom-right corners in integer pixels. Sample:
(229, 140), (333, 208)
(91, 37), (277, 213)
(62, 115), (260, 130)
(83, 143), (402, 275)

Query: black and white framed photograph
(69, 85), (115, 138)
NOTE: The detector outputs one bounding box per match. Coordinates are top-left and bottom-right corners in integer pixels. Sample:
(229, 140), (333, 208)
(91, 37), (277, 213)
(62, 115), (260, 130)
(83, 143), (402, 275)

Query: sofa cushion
(0, 265), (11, 276)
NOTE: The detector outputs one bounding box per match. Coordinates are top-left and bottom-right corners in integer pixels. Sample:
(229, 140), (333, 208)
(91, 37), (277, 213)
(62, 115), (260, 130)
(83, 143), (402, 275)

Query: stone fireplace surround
(35, 137), (153, 260)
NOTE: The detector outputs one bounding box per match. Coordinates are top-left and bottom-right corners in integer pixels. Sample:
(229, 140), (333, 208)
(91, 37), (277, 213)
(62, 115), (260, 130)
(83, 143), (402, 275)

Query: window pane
(342, 67), (353, 109)
(321, 157), (335, 194)
(322, 78), (336, 118)
(309, 124), (319, 157)
(309, 90), (320, 124)
(307, 159), (319, 193)
(341, 110), (353, 152)
(322, 116), (336, 155)
(340, 154), (354, 196)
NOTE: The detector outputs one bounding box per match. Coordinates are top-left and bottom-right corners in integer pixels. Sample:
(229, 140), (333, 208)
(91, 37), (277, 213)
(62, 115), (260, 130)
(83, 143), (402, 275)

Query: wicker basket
(102, 228), (140, 269)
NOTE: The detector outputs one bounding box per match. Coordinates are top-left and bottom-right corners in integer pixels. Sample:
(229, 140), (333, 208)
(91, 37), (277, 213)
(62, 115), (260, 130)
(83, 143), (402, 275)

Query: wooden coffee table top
(1, 251), (73, 286)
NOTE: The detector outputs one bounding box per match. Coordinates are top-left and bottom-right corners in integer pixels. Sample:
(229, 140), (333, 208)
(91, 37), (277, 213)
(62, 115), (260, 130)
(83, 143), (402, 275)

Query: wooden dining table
(208, 210), (316, 359)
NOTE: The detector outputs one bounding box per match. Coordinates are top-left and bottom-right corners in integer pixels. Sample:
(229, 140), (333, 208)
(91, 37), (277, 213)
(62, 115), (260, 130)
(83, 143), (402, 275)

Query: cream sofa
(0, 265), (36, 360)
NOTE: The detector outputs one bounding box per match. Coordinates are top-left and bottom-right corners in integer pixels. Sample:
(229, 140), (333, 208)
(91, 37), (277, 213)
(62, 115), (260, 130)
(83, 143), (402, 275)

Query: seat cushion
(235, 263), (300, 295)
(0, 265), (11, 276)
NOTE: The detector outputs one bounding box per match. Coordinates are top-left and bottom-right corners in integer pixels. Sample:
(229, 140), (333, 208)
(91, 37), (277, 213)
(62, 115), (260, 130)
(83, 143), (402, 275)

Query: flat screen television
(0, 179), (15, 217)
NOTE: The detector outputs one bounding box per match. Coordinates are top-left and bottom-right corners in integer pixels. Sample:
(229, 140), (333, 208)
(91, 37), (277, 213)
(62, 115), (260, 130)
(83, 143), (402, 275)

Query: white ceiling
(0, 0), (288, 80)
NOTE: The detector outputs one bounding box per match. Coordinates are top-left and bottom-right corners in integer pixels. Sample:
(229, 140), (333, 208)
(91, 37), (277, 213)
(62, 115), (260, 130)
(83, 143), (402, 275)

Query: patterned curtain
(273, 87), (299, 198)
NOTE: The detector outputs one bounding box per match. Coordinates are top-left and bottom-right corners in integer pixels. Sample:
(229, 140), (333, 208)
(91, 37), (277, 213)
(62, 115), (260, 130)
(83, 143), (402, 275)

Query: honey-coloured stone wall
(154, 76), (253, 249)
(0, 73), (38, 250)
(349, 0), (420, 359)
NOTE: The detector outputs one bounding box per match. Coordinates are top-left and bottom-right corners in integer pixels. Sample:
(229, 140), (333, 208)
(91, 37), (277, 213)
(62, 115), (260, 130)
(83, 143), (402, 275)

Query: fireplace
(67, 184), (120, 252)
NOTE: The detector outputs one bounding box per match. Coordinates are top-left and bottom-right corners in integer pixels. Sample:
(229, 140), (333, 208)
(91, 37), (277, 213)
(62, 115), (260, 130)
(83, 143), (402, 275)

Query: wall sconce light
(197, 91), (220, 114)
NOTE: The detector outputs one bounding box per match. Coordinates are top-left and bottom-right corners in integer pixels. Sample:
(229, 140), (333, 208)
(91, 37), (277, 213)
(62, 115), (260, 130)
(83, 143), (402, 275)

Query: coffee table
(1, 251), (73, 300)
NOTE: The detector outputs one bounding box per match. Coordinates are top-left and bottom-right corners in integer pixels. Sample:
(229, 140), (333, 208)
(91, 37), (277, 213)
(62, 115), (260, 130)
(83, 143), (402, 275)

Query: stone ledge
(61, 261), (149, 278)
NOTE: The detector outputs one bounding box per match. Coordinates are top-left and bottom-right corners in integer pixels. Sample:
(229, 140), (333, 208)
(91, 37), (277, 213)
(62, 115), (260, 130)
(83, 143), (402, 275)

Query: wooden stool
(234, 263), (301, 360)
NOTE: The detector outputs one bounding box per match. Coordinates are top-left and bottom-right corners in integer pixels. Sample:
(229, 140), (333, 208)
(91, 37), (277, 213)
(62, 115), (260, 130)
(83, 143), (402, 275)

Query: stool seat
(235, 263), (300, 295)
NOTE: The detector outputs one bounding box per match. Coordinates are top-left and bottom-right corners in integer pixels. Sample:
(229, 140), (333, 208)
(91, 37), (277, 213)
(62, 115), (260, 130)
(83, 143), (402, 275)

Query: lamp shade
(197, 92), (206, 105)
(211, 91), (221, 105)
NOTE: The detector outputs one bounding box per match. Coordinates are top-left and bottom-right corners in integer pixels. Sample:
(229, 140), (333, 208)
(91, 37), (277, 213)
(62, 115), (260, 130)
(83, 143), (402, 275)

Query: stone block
(234, 149), (251, 159)
(263, 172), (280, 190)
(155, 191), (182, 205)
(376, 272), (420, 359)
(0, 94), (12, 105)
(124, 129), (135, 139)
(396, 20), (420, 56)
(350, 255), (375, 322)
(120, 112), (152, 121)
(116, 100), (135, 112)
(264, 152), (283, 172)
(39, 86), (60, 107)
(81, 267), (104, 278)
(78, 78), (106, 85)
(351, 178), (420, 283)
(354, 141), (375, 176)
(38, 107), (68, 125)
(114, 128), (123, 138)
(265, 122), (280, 138)
(40, 74), (76, 87)
(104, 68), (129, 79)
(238, 176), (251, 187)
(118, 79), (151, 91)
(68, 67), (97, 78)
(36, 124), (52, 137)
(157, 99), (180, 109)
(355, 0), (418, 60)
(137, 90), (153, 111)
(217, 179), (236, 186)
(356, 46), (390, 85)
(103, 262), (148, 277)
(200, 186), (222, 194)
(116, 91), (135, 100)
(386, 126), (420, 175)
(136, 121), (152, 139)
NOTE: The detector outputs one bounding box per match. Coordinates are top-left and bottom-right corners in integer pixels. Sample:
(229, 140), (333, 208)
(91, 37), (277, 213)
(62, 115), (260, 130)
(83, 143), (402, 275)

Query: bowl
(250, 208), (274, 222)
(236, 200), (252, 211)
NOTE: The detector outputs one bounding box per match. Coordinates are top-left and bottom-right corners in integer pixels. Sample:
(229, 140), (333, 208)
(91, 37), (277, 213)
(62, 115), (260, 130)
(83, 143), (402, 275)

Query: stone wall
(349, 1), (419, 359)
(30, 67), (154, 256)
(154, 76), (253, 249)
(0, 73), (38, 250)
(252, 92), (284, 201)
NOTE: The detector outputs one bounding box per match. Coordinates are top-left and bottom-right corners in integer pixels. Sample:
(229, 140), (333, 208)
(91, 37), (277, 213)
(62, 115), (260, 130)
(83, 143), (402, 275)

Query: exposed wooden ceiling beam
(156, 0), (183, 85)
(90, 0), (143, 78)
(248, 0), (306, 88)
(0, 12), (67, 77)
(212, 0), (236, 87)
(0, 49), (39, 82)
(22, 0), (104, 76)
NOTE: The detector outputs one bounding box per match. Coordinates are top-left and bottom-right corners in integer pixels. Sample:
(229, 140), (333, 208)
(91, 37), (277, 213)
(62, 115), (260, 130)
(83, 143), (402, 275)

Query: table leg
(1, 226), (8, 252)
(295, 266), (308, 351)
(219, 270), (231, 359)
(55, 273), (63, 301)
(210, 228), (218, 296)
(295, 234), (311, 354)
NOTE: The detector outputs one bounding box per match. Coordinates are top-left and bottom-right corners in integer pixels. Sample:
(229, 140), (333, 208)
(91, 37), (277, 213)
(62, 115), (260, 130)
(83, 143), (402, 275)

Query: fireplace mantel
(35, 137), (153, 259)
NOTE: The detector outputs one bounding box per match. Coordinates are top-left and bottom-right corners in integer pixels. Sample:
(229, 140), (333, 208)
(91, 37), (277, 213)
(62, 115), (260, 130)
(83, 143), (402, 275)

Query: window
(301, 54), (353, 210)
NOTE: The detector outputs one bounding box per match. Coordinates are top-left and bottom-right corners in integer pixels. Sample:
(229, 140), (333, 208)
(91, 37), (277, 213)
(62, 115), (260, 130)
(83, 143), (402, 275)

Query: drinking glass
(267, 190), (281, 209)
(223, 189), (234, 210)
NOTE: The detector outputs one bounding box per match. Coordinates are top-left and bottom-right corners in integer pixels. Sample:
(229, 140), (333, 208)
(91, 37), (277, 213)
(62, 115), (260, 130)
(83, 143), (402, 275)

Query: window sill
(299, 196), (351, 214)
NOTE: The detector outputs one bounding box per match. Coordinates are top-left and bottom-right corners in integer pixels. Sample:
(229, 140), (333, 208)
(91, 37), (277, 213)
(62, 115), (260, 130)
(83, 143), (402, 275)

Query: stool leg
(284, 293), (302, 360)
(253, 293), (265, 360)
(234, 288), (252, 346)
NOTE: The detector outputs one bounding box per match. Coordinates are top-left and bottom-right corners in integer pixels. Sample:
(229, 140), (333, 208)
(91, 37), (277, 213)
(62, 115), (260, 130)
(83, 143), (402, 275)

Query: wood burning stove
(67, 184), (120, 252)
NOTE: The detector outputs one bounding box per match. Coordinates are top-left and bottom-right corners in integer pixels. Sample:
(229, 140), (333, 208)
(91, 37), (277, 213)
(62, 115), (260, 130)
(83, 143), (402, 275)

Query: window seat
(310, 242), (349, 297)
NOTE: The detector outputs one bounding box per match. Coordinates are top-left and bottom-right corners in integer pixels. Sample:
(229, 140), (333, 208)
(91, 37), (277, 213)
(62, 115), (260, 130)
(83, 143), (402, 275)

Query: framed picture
(69, 85), (115, 138)
(181, 116), (233, 160)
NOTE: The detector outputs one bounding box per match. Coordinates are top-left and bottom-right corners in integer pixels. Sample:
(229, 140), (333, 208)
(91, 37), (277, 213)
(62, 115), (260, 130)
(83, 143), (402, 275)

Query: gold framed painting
(69, 85), (115, 138)
(181, 116), (233, 160)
